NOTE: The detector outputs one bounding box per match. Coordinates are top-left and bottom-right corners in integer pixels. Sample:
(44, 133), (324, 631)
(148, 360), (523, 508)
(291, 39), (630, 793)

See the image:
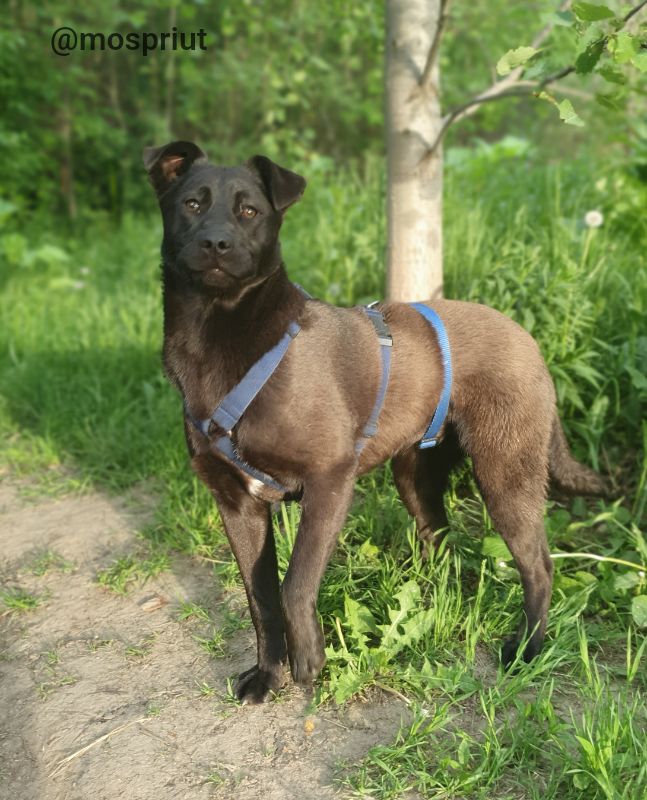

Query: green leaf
(482, 535), (513, 562)
(378, 582), (420, 648)
(614, 572), (640, 592)
(573, 771), (591, 790)
(633, 53), (647, 73)
(344, 596), (377, 651)
(331, 668), (368, 703)
(626, 366), (647, 392)
(496, 46), (538, 76)
(457, 737), (471, 766)
(597, 65), (626, 84)
(575, 735), (597, 760)
(392, 580), (420, 616)
(575, 39), (605, 74)
(378, 581), (432, 657)
(358, 539), (379, 561)
(595, 93), (623, 111)
(631, 596), (647, 628)
(572, 2), (615, 21)
(574, 571), (597, 586)
(610, 32), (639, 64)
(558, 99), (585, 127)
(555, 574), (587, 593)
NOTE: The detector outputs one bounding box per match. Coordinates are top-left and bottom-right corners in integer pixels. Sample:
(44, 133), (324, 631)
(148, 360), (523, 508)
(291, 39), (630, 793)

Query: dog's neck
(161, 263), (306, 414)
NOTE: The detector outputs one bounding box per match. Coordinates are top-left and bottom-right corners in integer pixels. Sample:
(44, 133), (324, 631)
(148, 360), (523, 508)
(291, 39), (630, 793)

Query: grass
(96, 549), (171, 595)
(1, 145), (646, 796)
(196, 679), (218, 697)
(0, 587), (43, 614)
(125, 634), (157, 659)
(190, 608), (251, 659)
(176, 600), (211, 622)
(37, 674), (77, 699)
(28, 549), (75, 576)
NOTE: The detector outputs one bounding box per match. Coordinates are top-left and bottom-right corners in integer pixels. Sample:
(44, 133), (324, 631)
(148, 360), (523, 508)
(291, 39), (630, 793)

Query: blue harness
(185, 290), (453, 493)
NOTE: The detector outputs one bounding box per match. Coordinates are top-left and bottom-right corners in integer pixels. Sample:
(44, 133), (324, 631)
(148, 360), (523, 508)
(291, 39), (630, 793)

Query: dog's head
(143, 141), (306, 299)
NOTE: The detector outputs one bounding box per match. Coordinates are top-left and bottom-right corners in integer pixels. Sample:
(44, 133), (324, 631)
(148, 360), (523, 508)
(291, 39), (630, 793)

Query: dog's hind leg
(392, 425), (464, 554)
(470, 449), (554, 666)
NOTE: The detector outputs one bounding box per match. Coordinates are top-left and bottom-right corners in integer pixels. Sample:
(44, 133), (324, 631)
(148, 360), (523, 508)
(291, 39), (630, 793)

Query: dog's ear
(246, 155), (306, 213)
(142, 141), (207, 196)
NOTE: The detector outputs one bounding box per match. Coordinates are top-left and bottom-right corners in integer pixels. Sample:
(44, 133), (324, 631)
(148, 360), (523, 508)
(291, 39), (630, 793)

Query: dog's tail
(549, 415), (611, 497)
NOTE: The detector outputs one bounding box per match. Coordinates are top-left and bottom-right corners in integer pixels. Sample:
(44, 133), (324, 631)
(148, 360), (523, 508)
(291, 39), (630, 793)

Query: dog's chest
(163, 335), (230, 420)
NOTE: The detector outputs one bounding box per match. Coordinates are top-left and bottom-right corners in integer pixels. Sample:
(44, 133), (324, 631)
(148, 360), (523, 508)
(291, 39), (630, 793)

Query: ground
(0, 482), (408, 800)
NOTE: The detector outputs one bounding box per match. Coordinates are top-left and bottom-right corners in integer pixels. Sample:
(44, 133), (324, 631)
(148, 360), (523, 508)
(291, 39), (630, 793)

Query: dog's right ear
(142, 141), (207, 197)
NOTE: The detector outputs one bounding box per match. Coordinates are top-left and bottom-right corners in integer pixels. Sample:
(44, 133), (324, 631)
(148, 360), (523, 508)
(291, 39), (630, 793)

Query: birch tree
(385, 0), (647, 302)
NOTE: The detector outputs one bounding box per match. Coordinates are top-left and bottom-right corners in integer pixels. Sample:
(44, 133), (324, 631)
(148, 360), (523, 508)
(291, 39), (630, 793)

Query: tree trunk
(59, 84), (77, 221)
(385, 0), (443, 302)
(164, 5), (178, 137)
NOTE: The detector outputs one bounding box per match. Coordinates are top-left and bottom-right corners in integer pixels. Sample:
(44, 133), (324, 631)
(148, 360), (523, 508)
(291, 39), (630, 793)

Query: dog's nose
(201, 238), (232, 254)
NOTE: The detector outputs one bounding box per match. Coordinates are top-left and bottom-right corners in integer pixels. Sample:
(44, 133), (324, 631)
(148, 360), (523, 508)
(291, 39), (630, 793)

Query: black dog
(144, 141), (609, 703)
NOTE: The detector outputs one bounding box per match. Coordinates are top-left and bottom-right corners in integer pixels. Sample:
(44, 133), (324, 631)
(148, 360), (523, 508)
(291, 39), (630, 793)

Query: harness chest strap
(410, 303), (453, 448)
(354, 303), (453, 452)
(355, 305), (393, 455)
(184, 319), (301, 493)
(184, 291), (453, 493)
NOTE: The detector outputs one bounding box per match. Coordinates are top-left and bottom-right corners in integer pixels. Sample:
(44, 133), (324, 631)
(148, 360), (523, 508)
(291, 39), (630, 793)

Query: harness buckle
(364, 307), (393, 347)
(362, 421), (378, 438)
(204, 416), (232, 440)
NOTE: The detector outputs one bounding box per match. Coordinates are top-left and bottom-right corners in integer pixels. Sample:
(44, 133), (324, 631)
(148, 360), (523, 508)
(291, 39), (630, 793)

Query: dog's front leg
(192, 454), (286, 704)
(281, 463), (356, 685)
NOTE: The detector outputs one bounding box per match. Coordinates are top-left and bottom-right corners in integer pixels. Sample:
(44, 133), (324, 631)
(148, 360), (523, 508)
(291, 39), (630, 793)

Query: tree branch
(421, 0), (451, 88)
(624, 0), (647, 23)
(422, 0), (647, 159)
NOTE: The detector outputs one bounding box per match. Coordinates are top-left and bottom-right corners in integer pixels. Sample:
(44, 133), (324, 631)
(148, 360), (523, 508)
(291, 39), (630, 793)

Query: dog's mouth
(177, 242), (260, 287)
(187, 258), (258, 288)
(200, 266), (232, 288)
(189, 263), (223, 276)
(187, 256), (224, 274)
(186, 250), (252, 279)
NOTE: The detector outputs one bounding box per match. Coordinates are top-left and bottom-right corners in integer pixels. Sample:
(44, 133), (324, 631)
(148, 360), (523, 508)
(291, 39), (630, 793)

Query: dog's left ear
(143, 140), (207, 197)
(246, 155), (306, 213)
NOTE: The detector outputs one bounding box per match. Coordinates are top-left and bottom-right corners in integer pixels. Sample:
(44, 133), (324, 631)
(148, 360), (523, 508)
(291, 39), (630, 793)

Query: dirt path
(0, 482), (407, 800)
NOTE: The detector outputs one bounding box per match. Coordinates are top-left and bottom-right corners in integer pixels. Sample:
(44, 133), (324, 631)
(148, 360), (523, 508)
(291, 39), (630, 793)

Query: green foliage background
(2, 0), (645, 216)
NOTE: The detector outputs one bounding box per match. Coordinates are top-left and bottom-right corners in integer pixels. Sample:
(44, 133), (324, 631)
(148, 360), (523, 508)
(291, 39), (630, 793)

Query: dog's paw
(235, 664), (285, 704)
(288, 642), (326, 685)
(501, 638), (521, 670)
(501, 637), (542, 670)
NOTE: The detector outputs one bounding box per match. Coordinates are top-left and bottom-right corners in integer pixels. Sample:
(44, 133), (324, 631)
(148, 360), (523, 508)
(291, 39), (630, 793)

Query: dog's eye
(240, 205), (257, 219)
(185, 199), (201, 213)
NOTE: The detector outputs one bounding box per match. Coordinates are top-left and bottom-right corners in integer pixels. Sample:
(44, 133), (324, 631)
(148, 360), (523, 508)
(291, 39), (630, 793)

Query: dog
(143, 140), (610, 704)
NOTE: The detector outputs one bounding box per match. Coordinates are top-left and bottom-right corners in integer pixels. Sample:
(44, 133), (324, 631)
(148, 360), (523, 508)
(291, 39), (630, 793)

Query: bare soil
(0, 481), (408, 799)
